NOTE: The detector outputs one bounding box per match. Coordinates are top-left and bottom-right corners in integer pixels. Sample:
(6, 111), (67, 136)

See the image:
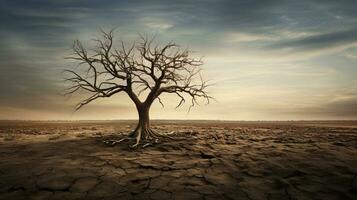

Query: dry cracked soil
(0, 120), (357, 200)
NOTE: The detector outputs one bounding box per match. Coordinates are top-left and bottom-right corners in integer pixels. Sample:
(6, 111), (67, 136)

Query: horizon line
(1, 119), (357, 122)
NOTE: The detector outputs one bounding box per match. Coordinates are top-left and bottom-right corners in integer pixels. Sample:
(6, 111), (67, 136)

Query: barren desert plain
(0, 120), (356, 200)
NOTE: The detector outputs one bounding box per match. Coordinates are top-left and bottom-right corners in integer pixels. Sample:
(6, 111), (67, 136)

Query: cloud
(269, 28), (357, 52)
(227, 32), (275, 42)
(322, 96), (357, 117)
(285, 96), (357, 119)
(140, 17), (174, 30)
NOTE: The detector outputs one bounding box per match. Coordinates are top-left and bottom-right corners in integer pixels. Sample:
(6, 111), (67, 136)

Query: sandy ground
(0, 120), (357, 200)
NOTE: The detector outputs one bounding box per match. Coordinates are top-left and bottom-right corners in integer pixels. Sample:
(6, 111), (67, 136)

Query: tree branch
(64, 29), (212, 112)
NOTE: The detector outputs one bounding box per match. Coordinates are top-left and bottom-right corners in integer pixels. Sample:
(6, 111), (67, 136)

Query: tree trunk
(129, 103), (157, 146)
(137, 103), (150, 136)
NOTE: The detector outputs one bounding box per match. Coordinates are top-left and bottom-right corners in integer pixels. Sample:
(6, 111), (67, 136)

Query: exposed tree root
(129, 127), (163, 148)
(102, 137), (133, 146)
(102, 126), (171, 148)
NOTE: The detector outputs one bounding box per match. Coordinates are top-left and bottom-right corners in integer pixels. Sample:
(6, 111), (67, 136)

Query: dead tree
(65, 30), (212, 147)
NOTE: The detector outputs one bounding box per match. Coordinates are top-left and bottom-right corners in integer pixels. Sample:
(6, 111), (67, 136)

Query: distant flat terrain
(0, 120), (356, 200)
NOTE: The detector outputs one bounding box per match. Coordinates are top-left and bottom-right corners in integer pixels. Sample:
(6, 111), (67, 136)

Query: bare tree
(65, 30), (212, 147)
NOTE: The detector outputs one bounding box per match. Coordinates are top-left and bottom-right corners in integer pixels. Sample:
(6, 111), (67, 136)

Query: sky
(0, 0), (357, 120)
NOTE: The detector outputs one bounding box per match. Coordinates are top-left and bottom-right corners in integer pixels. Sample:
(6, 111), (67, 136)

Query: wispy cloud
(269, 28), (357, 52)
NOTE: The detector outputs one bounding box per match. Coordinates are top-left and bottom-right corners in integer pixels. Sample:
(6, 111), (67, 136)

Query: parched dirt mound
(0, 121), (357, 200)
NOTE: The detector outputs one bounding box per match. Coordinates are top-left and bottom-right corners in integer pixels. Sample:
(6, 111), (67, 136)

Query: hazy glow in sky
(1, 0), (357, 120)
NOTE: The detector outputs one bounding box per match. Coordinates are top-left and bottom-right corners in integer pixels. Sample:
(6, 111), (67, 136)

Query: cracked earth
(0, 121), (357, 200)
